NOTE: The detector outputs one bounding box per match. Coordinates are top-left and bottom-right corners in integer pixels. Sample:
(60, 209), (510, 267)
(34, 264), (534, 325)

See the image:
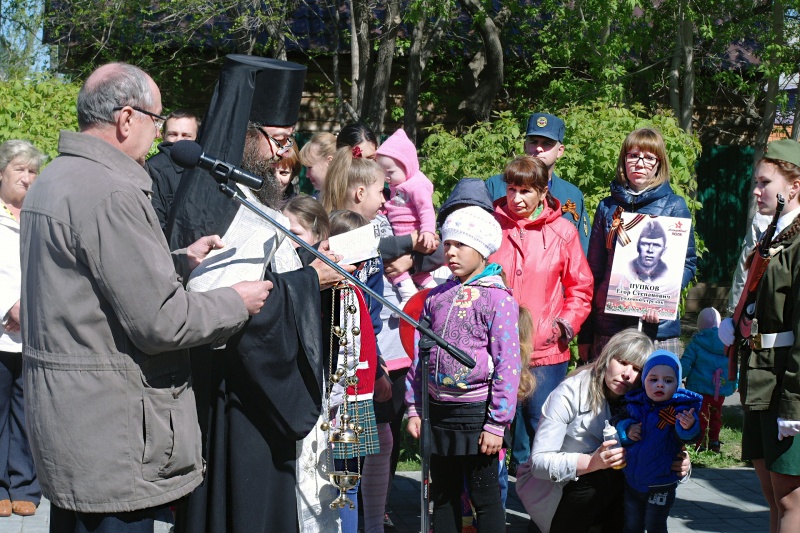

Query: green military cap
(765, 139), (800, 167)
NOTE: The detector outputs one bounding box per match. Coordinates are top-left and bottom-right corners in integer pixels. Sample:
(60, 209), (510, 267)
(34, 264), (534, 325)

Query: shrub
(0, 76), (81, 163)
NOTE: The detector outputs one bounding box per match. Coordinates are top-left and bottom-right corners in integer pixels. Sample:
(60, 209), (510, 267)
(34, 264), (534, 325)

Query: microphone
(170, 140), (264, 190)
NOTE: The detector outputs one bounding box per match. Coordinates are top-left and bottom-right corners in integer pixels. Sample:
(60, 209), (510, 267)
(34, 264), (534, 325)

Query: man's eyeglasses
(258, 128), (294, 157)
(112, 106), (167, 132)
(625, 152), (659, 167)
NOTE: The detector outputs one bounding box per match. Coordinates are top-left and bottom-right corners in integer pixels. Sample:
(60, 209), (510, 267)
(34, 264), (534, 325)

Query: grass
(396, 418), (421, 471)
(686, 403), (747, 469)
(395, 403), (747, 471)
(396, 314), (747, 472)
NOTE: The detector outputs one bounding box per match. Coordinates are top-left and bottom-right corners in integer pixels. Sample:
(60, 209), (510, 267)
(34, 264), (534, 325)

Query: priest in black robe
(167, 54), (349, 533)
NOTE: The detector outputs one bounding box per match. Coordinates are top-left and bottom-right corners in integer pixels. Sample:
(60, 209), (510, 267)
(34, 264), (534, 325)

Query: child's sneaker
(709, 441), (721, 453)
(383, 513), (394, 528)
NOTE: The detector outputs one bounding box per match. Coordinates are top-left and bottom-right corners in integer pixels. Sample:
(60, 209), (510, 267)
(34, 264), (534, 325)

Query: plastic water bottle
(603, 420), (626, 469)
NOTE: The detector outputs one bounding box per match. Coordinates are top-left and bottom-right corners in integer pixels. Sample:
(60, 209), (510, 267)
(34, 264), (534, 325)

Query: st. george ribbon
(169, 140), (476, 369)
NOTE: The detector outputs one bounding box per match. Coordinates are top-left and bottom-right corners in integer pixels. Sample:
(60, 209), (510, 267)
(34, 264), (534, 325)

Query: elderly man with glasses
(18, 62), (274, 532)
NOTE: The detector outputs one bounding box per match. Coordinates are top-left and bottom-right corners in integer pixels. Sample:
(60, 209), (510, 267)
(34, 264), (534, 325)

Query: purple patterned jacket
(405, 265), (521, 436)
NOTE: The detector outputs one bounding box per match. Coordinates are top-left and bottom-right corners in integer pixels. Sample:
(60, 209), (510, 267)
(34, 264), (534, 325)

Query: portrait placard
(605, 213), (691, 320)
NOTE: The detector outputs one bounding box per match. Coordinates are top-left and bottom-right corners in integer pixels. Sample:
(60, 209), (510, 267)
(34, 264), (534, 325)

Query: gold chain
(321, 282), (364, 509)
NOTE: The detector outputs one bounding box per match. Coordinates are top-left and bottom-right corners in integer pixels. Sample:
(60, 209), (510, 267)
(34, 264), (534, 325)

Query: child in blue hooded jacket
(680, 307), (738, 453)
(615, 350), (702, 533)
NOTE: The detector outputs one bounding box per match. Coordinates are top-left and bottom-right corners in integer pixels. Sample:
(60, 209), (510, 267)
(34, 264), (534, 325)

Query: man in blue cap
(485, 112), (591, 254)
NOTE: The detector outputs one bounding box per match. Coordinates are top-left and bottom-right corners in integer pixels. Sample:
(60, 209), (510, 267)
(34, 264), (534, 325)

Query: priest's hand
(311, 241), (357, 290)
(186, 235), (225, 271)
(232, 280), (274, 315)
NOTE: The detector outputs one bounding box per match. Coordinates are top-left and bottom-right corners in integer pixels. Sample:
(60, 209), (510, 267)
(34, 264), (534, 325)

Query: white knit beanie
(441, 205), (502, 259)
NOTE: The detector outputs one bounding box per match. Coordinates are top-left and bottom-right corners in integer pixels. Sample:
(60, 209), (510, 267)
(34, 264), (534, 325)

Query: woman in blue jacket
(578, 128), (696, 361)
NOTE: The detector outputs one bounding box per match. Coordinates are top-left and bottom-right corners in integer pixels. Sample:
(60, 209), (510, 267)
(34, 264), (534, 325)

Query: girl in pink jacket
(375, 129), (437, 308)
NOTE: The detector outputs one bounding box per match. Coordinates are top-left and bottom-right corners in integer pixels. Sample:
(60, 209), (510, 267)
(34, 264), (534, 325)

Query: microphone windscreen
(170, 140), (203, 169)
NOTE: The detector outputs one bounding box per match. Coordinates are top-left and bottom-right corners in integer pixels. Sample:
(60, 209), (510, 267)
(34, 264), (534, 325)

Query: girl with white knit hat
(405, 205), (521, 532)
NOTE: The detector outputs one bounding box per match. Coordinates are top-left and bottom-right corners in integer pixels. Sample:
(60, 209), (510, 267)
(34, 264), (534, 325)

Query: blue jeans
(510, 362), (568, 467)
(622, 483), (676, 533)
(0, 351), (40, 504)
(498, 454), (508, 508)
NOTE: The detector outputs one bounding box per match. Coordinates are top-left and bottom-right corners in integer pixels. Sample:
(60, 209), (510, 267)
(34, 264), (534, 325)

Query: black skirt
(428, 400), (509, 456)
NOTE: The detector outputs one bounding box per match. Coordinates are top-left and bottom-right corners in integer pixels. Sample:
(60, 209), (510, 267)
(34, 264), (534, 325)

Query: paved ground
(0, 464), (768, 533)
(387, 466), (769, 533)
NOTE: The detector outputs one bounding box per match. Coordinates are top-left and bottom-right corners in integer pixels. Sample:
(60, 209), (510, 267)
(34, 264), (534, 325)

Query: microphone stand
(216, 183), (476, 369)
(417, 318), (435, 533)
(217, 182), (472, 532)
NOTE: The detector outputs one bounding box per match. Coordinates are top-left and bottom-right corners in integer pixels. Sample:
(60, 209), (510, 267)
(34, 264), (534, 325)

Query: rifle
(726, 194), (785, 380)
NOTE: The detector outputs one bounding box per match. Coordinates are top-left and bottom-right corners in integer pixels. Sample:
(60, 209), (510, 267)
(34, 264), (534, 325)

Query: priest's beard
(241, 135), (281, 209)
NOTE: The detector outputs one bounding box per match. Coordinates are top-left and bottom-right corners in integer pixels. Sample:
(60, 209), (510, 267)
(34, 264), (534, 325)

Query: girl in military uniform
(721, 139), (800, 532)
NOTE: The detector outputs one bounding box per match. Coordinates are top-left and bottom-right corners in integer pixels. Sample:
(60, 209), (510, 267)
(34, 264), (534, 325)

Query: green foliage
(420, 111), (522, 205)
(0, 76), (81, 162)
(0, 0), (50, 79)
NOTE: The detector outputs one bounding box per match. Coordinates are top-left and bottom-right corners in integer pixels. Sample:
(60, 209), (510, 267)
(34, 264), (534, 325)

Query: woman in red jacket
(490, 156), (593, 473)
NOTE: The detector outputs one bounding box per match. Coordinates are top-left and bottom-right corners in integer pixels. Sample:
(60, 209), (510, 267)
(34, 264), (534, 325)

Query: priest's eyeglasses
(258, 128), (294, 157)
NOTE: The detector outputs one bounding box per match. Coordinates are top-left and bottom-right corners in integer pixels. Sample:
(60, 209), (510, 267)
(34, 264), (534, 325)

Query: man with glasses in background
(147, 109), (202, 232)
(19, 62), (273, 532)
(485, 112), (591, 255)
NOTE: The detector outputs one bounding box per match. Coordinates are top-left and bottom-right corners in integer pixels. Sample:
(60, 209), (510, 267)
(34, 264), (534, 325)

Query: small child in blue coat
(680, 307), (737, 453)
(615, 350), (703, 533)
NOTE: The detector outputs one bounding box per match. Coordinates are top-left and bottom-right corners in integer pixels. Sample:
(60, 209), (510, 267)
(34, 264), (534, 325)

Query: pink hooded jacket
(375, 129), (435, 236)
(490, 197), (593, 367)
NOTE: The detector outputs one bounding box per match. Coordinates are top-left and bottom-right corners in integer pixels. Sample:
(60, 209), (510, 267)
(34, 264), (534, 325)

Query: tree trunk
(457, 0), (506, 123)
(366, 0), (402, 134)
(668, 0), (684, 125)
(404, 15), (445, 143)
(680, 16), (694, 133)
(232, 0), (260, 55)
(668, 0), (695, 134)
(749, 0), (784, 222)
(331, 0), (345, 124)
(753, 0), (784, 163)
(264, 5), (287, 61)
(792, 81), (800, 141)
(349, 0), (370, 118)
